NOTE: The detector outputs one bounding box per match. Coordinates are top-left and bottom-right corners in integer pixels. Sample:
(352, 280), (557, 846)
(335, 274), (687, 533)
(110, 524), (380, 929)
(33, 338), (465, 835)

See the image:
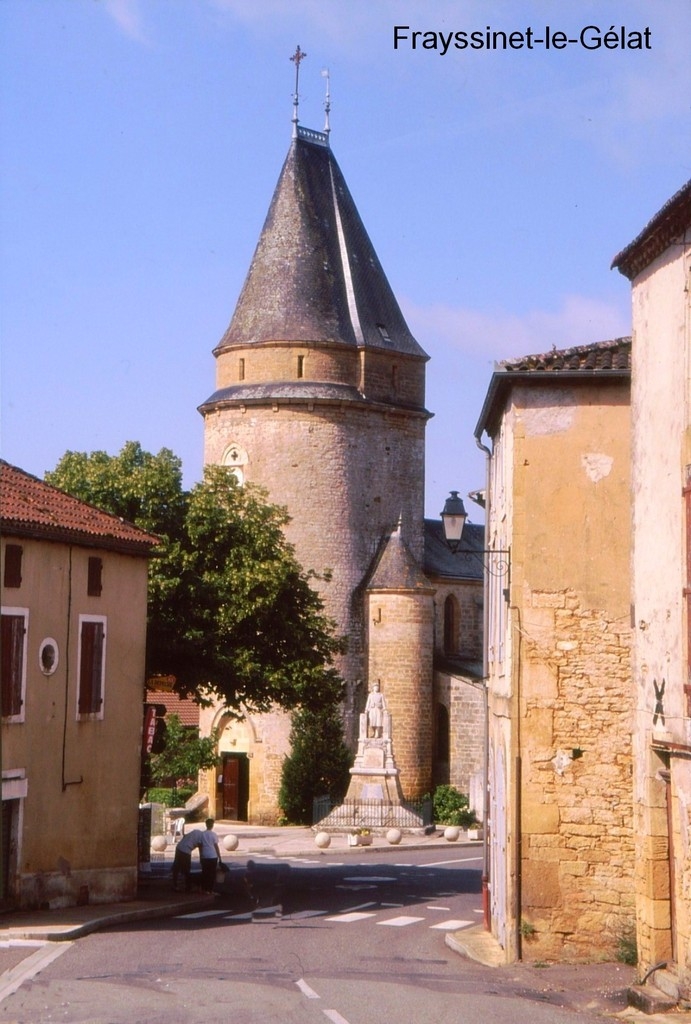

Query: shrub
(431, 785), (478, 828)
(279, 706), (352, 824)
(144, 786), (195, 807)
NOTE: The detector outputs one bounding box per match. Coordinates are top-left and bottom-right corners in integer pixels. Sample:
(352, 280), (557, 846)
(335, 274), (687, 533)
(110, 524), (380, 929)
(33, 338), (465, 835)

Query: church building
(197, 61), (483, 823)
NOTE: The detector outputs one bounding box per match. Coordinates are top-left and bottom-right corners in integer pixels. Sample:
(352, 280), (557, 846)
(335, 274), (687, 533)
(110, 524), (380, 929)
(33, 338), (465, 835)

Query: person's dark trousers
(201, 857), (217, 893)
(172, 850), (192, 891)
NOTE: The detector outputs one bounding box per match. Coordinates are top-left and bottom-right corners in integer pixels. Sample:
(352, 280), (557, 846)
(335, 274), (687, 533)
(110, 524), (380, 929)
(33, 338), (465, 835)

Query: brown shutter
(1, 614), (25, 716)
(3, 545), (23, 589)
(79, 620), (104, 714)
(87, 557), (103, 597)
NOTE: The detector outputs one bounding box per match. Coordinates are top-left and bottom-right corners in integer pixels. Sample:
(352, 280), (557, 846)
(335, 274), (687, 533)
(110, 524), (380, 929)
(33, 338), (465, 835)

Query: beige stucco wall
(630, 237), (691, 984)
(1, 535), (149, 908)
(485, 378), (634, 961)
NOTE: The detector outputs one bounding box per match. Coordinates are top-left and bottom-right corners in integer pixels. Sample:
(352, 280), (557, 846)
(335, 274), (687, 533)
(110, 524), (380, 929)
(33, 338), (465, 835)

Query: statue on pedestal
(365, 680), (386, 738)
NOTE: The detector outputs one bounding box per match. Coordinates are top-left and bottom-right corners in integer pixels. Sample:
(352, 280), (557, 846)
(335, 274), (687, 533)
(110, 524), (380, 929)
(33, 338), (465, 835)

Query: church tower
(199, 62), (431, 817)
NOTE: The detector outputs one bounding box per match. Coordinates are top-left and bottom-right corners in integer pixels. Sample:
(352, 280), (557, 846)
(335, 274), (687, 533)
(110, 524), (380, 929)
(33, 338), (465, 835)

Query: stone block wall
(433, 669), (485, 798)
(519, 588), (635, 960)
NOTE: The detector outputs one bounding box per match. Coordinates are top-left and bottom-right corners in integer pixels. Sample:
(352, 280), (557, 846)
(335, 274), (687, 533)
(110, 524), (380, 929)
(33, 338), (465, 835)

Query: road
(0, 847), (634, 1023)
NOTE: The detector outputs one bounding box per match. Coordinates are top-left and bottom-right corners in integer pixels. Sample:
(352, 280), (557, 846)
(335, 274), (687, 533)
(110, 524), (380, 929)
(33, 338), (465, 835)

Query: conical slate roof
(216, 128), (426, 359)
(367, 521), (433, 592)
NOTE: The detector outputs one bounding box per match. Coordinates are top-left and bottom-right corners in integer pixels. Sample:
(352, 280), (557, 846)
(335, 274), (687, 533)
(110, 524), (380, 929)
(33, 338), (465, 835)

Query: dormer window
(376, 324), (393, 346)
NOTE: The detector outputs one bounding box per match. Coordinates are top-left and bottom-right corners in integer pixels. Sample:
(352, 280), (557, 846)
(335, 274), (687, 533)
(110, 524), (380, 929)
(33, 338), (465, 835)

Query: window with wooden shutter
(87, 557), (103, 597)
(1, 609), (28, 720)
(78, 617), (106, 717)
(3, 545), (23, 589)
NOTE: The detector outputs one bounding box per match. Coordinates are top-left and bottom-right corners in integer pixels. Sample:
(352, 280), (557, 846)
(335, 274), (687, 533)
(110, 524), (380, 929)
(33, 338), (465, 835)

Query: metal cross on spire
(290, 45), (307, 138)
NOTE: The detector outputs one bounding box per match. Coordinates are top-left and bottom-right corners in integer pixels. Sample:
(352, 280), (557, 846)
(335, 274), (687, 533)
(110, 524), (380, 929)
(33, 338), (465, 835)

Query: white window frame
(76, 614), (107, 720)
(1, 606), (29, 723)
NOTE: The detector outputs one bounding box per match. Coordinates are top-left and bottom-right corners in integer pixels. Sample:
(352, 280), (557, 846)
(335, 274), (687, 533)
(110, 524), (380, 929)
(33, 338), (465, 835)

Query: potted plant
(348, 828), (373, 847)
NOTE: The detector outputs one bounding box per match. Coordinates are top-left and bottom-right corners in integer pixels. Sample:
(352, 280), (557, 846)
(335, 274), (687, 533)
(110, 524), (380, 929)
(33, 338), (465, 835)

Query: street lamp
(440, 491), (510, 580)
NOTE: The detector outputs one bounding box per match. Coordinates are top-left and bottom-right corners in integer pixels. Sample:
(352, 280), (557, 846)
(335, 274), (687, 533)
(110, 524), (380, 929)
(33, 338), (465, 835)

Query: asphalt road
(0, 848), (634, 1024)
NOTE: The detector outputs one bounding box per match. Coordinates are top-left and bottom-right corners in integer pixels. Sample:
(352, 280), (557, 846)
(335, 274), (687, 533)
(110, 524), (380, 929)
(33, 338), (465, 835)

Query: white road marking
(296, 978), (320, 999)
(427, 905), (451, 911)
(430, 919), (474, 930)
(377, 915), (425, 927)
(290, 909), (328, 919)
(323, 1011), (351, 1024)
(0, 941), (72, 1003)
(324, 911), (376, 923)
(424, 856), (483, 866)
(342, 901), (377, 912)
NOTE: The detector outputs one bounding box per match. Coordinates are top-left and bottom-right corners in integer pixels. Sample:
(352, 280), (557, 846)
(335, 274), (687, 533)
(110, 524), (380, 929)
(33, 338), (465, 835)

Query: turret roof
(216, 128), (427, 360)
(367, 522), (433, 592)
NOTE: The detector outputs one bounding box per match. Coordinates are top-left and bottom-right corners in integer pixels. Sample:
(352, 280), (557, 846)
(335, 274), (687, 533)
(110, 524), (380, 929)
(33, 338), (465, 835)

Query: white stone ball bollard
(151, 834), (168, 852)
(444, 826), (461, 842)
(222, 833), (239, 852)
(386, 828), (402, 845)
(314, 832), (331, 849)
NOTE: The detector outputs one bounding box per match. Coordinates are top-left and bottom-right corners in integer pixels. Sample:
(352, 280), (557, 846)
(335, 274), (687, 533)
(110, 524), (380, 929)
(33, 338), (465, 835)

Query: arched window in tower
(296, 355), (305, 379)
(222, 443), (248, 486)
(443, 595), (458, 655)
(238, 358), (245, 381)
(436, 703), (450, 764)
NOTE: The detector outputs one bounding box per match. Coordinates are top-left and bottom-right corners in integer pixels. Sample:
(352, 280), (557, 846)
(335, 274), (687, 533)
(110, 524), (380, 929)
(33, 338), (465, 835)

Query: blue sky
(2, 0), (690, 520)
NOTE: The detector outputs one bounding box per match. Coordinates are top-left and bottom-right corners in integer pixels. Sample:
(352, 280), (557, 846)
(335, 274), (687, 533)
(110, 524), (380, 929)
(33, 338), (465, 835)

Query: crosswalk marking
(378, 915), (425, 927)
(324, 911), (376, 923)
(430, 919), (473, 930)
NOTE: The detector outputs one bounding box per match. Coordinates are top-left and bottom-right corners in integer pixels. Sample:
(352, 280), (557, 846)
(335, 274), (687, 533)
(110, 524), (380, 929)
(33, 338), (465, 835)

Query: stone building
(473, 339), (634, 962)
(612, 179), (691, 1003)
(196, 106), (483, 822)
(1, 461), (157, 908)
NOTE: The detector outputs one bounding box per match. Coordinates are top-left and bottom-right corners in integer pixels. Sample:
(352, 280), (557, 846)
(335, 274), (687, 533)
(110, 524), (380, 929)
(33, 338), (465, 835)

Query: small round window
(39, 638), (59, 676)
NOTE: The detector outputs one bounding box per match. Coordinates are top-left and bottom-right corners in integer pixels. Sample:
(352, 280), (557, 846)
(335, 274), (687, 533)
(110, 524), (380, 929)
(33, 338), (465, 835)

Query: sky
(2, 0), (690, 522)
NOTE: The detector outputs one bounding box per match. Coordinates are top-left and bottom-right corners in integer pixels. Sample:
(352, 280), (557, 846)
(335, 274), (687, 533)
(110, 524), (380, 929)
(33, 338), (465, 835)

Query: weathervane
(290, 45), (307, 138)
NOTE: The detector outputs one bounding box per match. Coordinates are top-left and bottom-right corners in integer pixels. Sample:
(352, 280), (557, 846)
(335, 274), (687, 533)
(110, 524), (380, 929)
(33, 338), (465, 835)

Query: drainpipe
(475, 434), (492, 931)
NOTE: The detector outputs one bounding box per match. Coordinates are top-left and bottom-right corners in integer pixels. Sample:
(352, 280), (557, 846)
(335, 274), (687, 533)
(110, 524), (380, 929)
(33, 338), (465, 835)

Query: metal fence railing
(313, 796), (432, 830)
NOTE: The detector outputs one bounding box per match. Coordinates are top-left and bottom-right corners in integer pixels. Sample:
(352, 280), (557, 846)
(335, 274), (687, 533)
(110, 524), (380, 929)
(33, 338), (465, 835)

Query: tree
(278, 706), (353, 825)
(47, 444), (345, 715)
(148, 714), (218, 797)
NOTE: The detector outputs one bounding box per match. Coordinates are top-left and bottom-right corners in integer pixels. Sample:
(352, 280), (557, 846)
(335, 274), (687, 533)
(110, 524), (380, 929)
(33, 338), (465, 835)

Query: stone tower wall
(215, 344), (359, 390)
(204, 400), (426, 736)
(367, 589), (435, 799)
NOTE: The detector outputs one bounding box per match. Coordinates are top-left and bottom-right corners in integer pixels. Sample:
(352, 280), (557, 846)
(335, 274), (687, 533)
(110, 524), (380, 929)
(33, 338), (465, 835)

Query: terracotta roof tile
(145, 690), (200, 728)
(499, 338), (631, 373)
(475, 338), (631, 440)
(612, 178), (691, 280)
(0, 461), (159, 555)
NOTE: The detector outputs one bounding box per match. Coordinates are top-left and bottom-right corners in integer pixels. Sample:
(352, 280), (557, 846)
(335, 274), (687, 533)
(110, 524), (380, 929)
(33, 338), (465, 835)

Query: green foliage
(431, 785), (478, 827)
(278, 706), (353, 825)
(148, 714), (218, 786)
(144, 787), (195, 807)
(48, 444), (345, 715)
(615, 923), (638, 966)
